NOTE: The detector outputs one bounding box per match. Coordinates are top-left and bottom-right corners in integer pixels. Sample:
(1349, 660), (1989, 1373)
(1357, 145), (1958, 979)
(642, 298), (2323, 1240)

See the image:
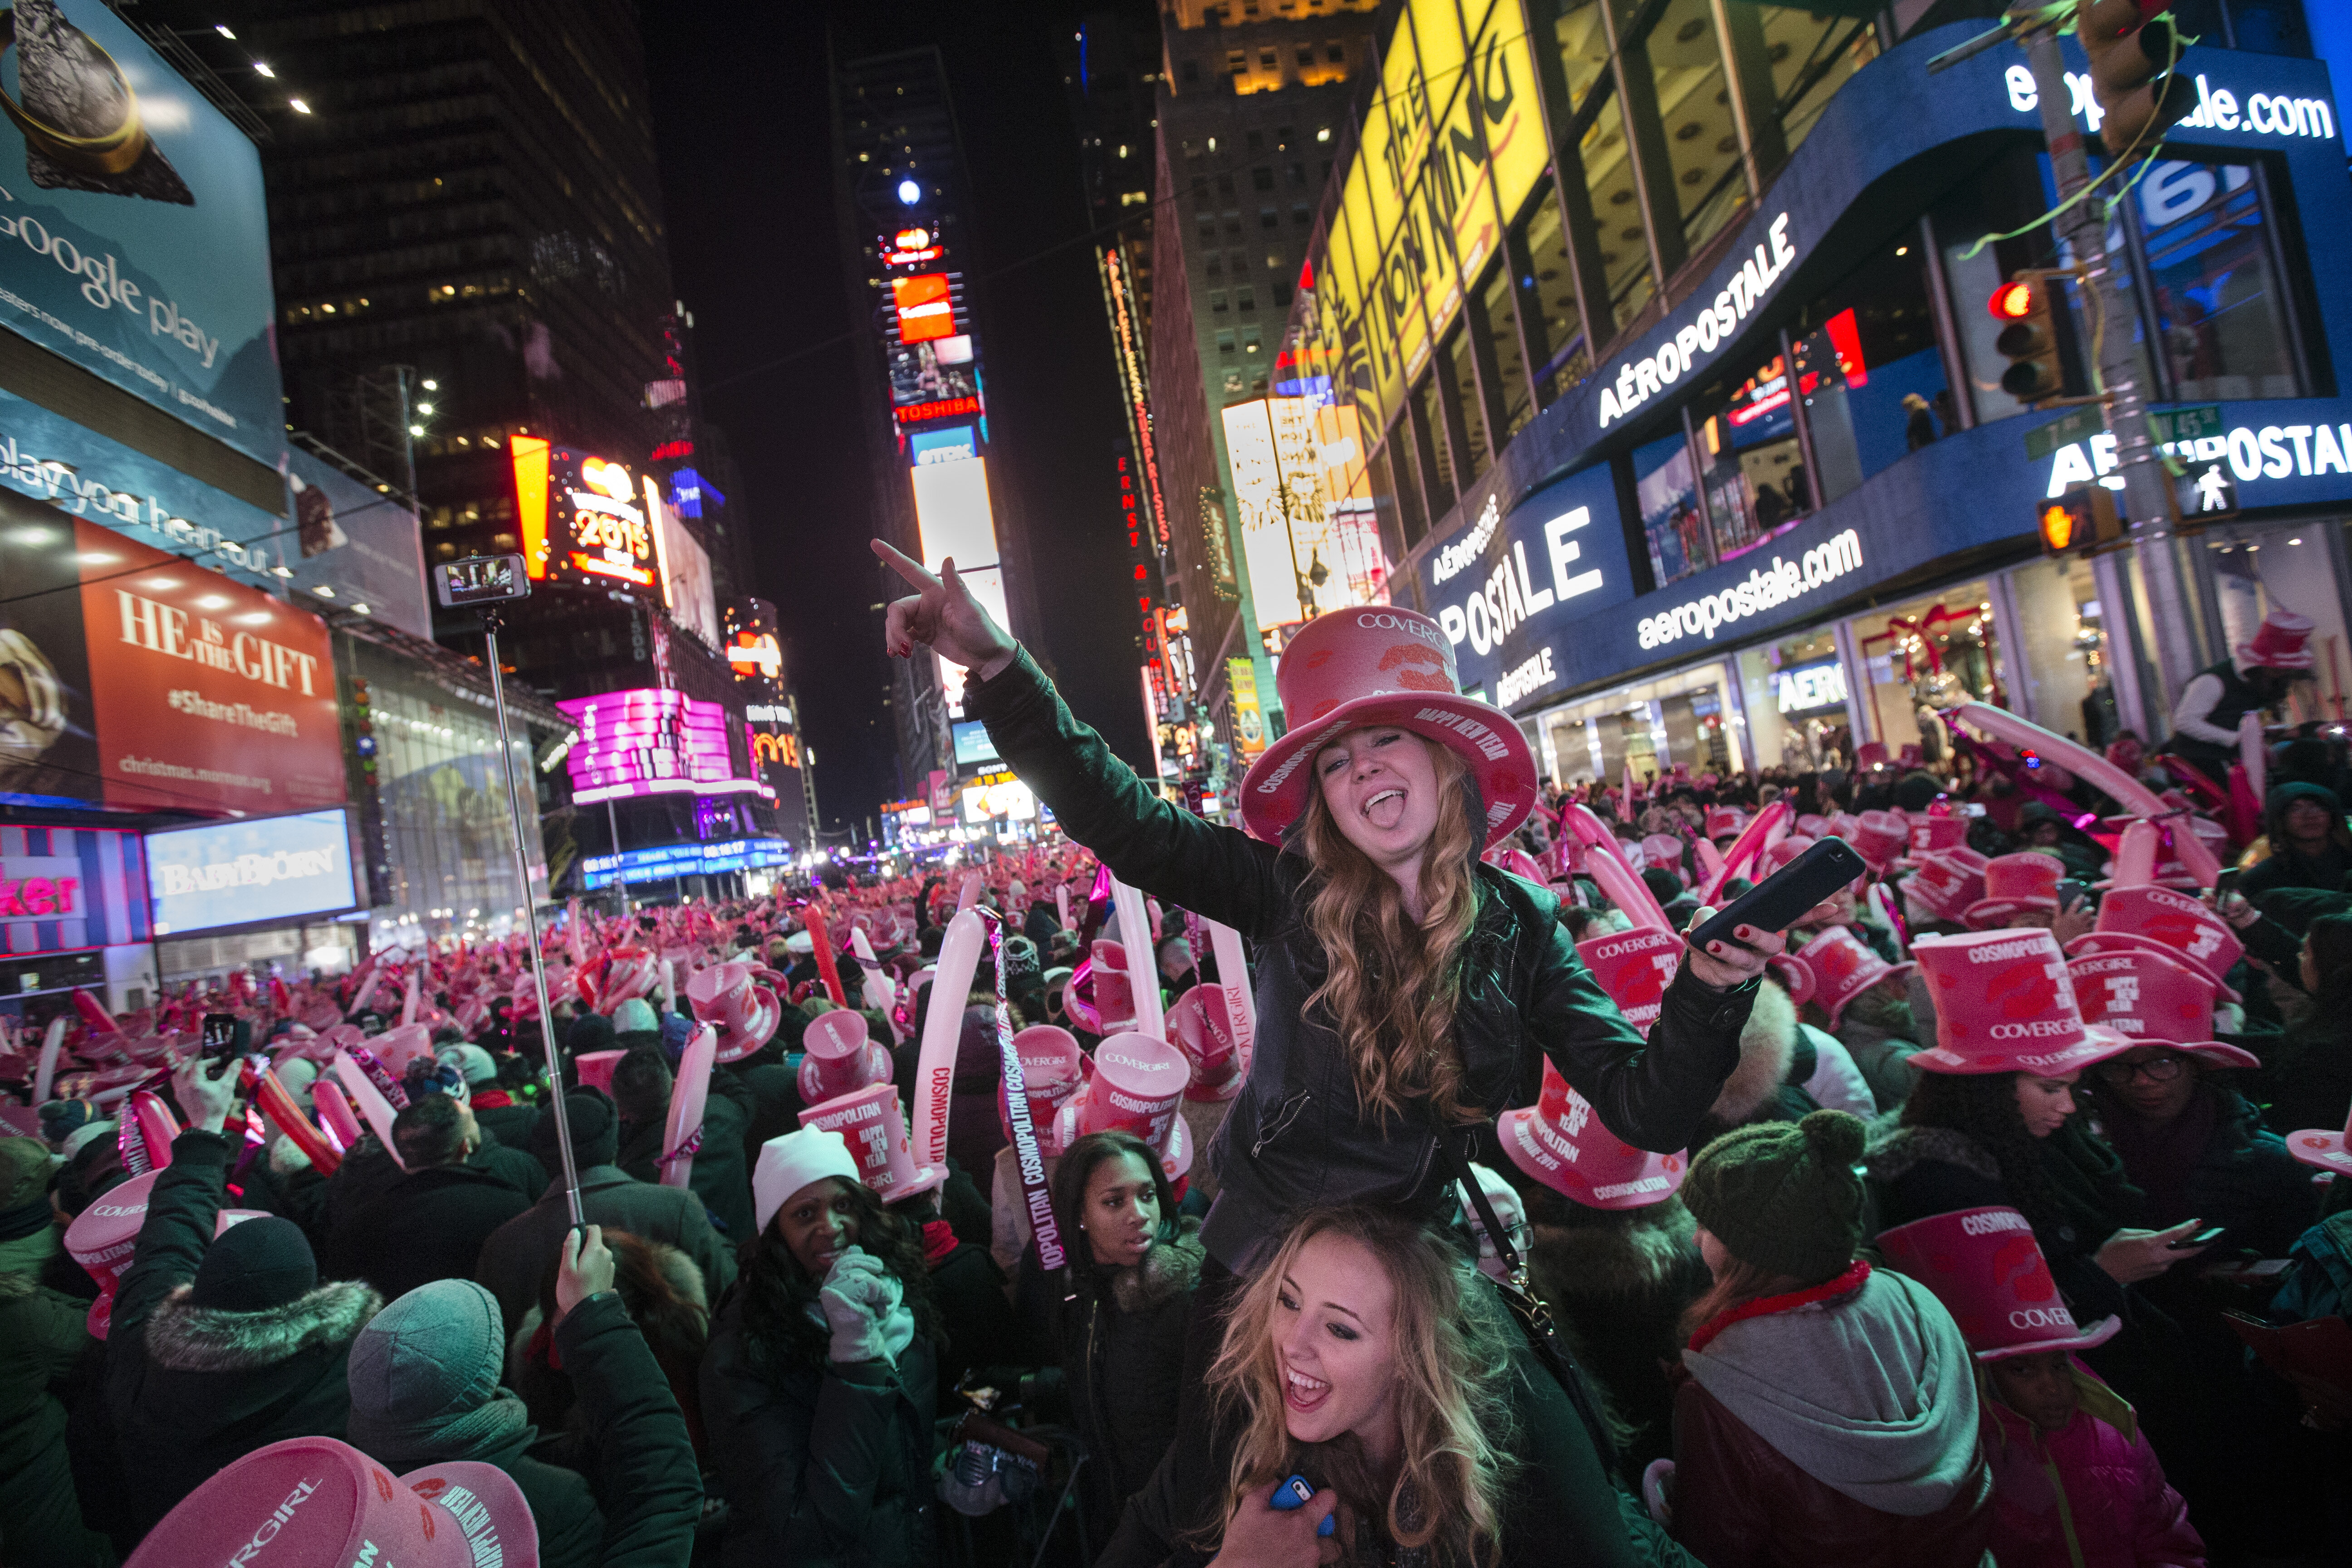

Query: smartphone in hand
(1689, 838), (1869, 952)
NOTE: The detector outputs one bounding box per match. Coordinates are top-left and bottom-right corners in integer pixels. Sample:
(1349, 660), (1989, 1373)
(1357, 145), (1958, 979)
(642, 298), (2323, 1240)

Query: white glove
(818, 1247), (915, 1366)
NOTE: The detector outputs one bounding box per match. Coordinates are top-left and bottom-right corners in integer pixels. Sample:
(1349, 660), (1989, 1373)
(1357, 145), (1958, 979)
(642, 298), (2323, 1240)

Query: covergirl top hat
(1575, 925), (1683, 1036)
(1900, 812), (1970, 866)
(1499, 1062), (1685, 1210)
(1759, 833), (1817, 875)
(1641, 833), (1689, 875)
(2239, 606), (2316, 671)
(798, 1007), (892, 1105)
(686, 960), (781, 1063)
(1902, 847), (1989, 924)
(1705, 808), (1747, 840)
(1963, 853), (2063, 930)
(1237, 605), (1536, 849)
(2065, 884), (2244, 1000)
(997, 1024), (1087, 1151)
(2063, 946), (2259, 1068)
(1875, 1206), (2121, 1361)
(1851, 809), (1910, 873)
(1165, 982), (1247, 1101)
(2285, 1105), (2352, 1176)
(122, 1436), (538, 1568)
(1799, 925), (1915, 1029)
(798, 1083), (941, 1202)
(1906, 927), (2135, 1077)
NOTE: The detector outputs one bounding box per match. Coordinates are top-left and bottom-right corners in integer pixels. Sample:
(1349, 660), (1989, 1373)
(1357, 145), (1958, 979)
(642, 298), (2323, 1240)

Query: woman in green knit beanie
(1656, 1109), (1994, 1567)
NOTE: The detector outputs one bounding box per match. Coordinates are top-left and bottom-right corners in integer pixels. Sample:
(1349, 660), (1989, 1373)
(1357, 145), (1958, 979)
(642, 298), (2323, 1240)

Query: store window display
(1850, 584), (2002, 766)
(1534, 662), (1742, 787)
(2132, 158), (2303, 402)
(1690, 351), (1810, 562)
(2002, 556), (2119, 746)
(1738, 628), (1851, 771)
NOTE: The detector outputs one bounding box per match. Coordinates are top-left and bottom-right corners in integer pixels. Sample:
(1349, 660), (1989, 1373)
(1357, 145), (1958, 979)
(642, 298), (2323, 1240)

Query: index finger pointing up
(870, 538), (937, 589)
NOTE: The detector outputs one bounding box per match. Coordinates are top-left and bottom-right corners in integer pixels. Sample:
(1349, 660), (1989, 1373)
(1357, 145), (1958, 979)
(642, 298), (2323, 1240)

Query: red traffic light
(1989, 281), (2038, 320)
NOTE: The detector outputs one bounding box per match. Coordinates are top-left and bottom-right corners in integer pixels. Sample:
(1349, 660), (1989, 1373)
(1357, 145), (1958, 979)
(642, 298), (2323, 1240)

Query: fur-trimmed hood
(1710, 980), (1797, 1125)
(1105, 1215), (1205, 1315)
(1862, 1122), (1999, 1185)
(1530, 1200), (1697, 1300)
(143, 1278), (382, 1373)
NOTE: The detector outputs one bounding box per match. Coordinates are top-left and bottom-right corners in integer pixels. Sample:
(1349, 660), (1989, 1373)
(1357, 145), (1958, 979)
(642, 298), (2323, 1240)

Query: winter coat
(923, 1225), (1020, 1402)
(474, 1163), (737, 1341)
(619, 1067), (756, 1245)
(1799, 1023), (1877, 1116)
(700, 1286), (940, 1567)
(1527, 1201), (1712, 1472)
(323, 1160), (533, 1304)
(1689, 980), (1820, 1151)
(1669, 1267), (1994, 1568)
(360, 1290), (703, 1568)
(968, 647), (1756, 1273)
(1014, 1217), (1204, 1525)
(2091, 1081), (2316, 1260)
(106, 1129), (383, 1543)
(1829, 1010), (1923, 1110)
(0, 1274), (111, 1568)
(470, 1092), (541, 1157)
(1982, 1363), (2205, 1568)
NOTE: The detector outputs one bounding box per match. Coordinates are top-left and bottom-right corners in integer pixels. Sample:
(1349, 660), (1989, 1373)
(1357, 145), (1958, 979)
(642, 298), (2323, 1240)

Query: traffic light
(1989, 278), (2064, 403)
(2038, 483), (2122, 556)
(2079, 0), (2195, 152)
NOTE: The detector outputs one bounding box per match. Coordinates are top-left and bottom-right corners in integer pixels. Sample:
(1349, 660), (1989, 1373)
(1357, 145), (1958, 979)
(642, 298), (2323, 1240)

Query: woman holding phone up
(876, 544), (1777, 1560)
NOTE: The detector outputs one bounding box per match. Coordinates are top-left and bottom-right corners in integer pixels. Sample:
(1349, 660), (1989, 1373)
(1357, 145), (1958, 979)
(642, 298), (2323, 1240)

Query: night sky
(642, 1), (1158, 839)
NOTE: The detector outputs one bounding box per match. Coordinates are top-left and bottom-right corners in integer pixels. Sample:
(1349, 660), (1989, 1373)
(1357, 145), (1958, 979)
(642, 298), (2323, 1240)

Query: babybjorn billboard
(0, 0), (284, 466)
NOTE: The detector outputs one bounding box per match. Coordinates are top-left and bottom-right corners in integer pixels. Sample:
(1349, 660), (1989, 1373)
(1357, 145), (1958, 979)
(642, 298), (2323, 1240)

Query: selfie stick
(479, 603), (585, 1230)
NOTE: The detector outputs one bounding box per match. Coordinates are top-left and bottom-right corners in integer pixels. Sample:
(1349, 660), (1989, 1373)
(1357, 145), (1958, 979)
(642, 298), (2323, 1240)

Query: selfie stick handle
(482, 608), (585, 1230)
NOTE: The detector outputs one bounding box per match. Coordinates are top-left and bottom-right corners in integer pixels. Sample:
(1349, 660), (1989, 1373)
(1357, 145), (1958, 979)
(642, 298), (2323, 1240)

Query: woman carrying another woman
(873, 542), (1774, 1561)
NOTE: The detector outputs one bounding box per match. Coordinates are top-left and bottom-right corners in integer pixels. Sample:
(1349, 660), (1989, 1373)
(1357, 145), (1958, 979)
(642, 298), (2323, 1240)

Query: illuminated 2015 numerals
(572, 507), (648, 559)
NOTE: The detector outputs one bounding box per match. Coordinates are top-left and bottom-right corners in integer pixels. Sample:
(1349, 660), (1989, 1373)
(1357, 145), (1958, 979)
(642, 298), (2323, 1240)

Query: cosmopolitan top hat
(1499, 1062), (1685, 1209)
(1851, 809), (1909, 872)
(2067, 884), (2243, 999)
(1902, 847), (1989, 924)
(2064, 946), (2259, 1068)
(1906, 928), (2134, 1077)
(1799, 924), (1914, 1028)
(1876, 1206), (2120, 1361)
(1237, 605), (1536, 848)
(122, 1436), (537, 1568)
(2238, 606), (2316, 671)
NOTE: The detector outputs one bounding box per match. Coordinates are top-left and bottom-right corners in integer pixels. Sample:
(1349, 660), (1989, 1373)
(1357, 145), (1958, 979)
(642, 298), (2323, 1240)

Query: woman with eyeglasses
(2084, 1045), (2315, 1263)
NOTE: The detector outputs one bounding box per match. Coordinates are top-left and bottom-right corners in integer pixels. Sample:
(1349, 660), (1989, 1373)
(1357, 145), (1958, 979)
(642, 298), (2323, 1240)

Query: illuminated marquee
(895, 394), (982, 426)
(892, 274), (956, 344)
(509, 440), (656, 588)
(555, 688), (760, 805)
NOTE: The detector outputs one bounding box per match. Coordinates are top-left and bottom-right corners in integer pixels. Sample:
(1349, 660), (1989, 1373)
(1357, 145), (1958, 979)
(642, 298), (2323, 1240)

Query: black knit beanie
(190, 1215), (318, 1312)
(529, 1088), (619, 1178)
(1681, 1109), (1867, 1283)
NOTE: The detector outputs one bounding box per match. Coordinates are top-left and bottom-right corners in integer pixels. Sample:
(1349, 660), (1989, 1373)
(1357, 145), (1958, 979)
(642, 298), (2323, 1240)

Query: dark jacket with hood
(2089, 1079), (2316, 1260)
(323, 1155), (533, 1304)
(0, 1272), (111, 1568)
(1528, 1200), (1712, 1473)
(700, 1285), (941, 1568)
(104, 1129), (382, 1544)
(620, 1067), (756, 1246)
(2239, 781), (2352, 901)
(1014, 1215), (1205, 1526)
(967, 649), (1757, 1273)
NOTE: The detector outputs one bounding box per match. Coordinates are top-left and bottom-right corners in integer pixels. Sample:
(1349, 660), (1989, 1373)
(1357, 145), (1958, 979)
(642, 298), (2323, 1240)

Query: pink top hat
(998, 1024), (1086, 1150)
(1767, 952), (1816, 1006)
(798, 1008), (892, 1105)
(1640, 834), (1687, 874)
(1902, 847), (1989, 924)
(64, 1168), (157, 1338)
(2066, 884), (2244, 1000)
(1963, 853), (2063, 930)
(2063, 948), (2259, 1068)
(1855, 741), (1891, 772)
(687, 960), (782, 1063)
(370, 1022), (438, 1078)
(1876, 1206), (2121, 1361)
(1794, 813), (1828, 838)
(1902, 813), (1969, 864)
(1499, 1063), (1686, 1209)
(1237, 605), (1537, 849)
(1165, 984), (1246, 1101)
(1575, 926), (1683, 1035)
(1759, 833), (1818, 877)
(1705, 808), (1746, 841)
(123, 1437), (538, 1568)
(1076, 1030), (1190, 1150)
(1851, 809), (1910, 872)
(1798, 925), (1915, 1028)
(2092, 815), (2220, 890)
(2285, 1107), (2352, 1176)
(573, 1050), (624, 1095)
(799, 1083), (940, 1201)
(1828, 811), (1863, 841)
(2238, 606), (2317, 671)
(1906, 928), (2135, 1077)
(1088, 940), (1137, 1031)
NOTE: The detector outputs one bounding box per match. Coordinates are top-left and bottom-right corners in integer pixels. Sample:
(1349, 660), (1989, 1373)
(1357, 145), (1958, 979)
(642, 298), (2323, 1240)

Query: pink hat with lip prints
(997, 1024), (1087, 1153)
(2065, 883), (2244, 1000)
(1905, 928), (2135, 1077)
(1875, 1207), (2121, 1361)
(1575, 926), (1683, 1036)
(1902, 848), (1989, 925)
(1963, 853), (2063, 930)
(64, 1168), (157, 1338)
(122, 1436), (538, 1568)
(798, 1008), (893, 1105)
(2064, 946), (2258, 1068)
(1237, 605), (1536, 849)
(1851, 810), (1910, 873)
(1798, 925), (1914, 1029)
(1499, 1061), (1686, 1210)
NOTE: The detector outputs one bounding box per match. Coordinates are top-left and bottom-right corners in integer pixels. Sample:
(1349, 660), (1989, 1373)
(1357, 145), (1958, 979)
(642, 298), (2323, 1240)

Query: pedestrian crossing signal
(2038, 485), (2122, 556)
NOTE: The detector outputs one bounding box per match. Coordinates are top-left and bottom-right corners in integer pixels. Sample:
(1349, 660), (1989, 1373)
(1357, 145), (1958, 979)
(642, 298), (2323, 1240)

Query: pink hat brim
(1972, 1313), (2123, 1362)
(709, 989), (782, 1064)
(1906, 1022), (2140, 1077)
(397, 1460), (541, 1568)
(2286, 1127), (2352, 1174)
(1238, 691), (1536, 850)
(1496, 1107), (1684, 1209)
(2064, 931), (2241, 1002)
(1961, 896), (2058, 930)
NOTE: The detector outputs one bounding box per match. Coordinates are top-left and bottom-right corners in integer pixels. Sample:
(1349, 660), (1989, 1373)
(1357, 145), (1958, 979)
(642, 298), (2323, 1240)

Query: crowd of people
(0, 558), (2343, 1567)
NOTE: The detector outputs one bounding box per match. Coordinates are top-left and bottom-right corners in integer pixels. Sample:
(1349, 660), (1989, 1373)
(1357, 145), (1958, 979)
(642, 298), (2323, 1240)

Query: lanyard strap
(981, 908), (1068, 1274)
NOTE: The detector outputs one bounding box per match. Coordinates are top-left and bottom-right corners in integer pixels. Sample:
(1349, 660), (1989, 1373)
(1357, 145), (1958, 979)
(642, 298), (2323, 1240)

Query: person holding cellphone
(875, 542), (1774, 1561)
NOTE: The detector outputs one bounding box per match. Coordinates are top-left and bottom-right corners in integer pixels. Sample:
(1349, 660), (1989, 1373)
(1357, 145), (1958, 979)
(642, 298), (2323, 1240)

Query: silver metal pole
(483, 613), (583, 1228)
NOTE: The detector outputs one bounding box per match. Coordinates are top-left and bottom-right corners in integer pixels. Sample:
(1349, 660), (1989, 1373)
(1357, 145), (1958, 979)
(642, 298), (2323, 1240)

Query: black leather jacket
(968, 651), (1756, 1272)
